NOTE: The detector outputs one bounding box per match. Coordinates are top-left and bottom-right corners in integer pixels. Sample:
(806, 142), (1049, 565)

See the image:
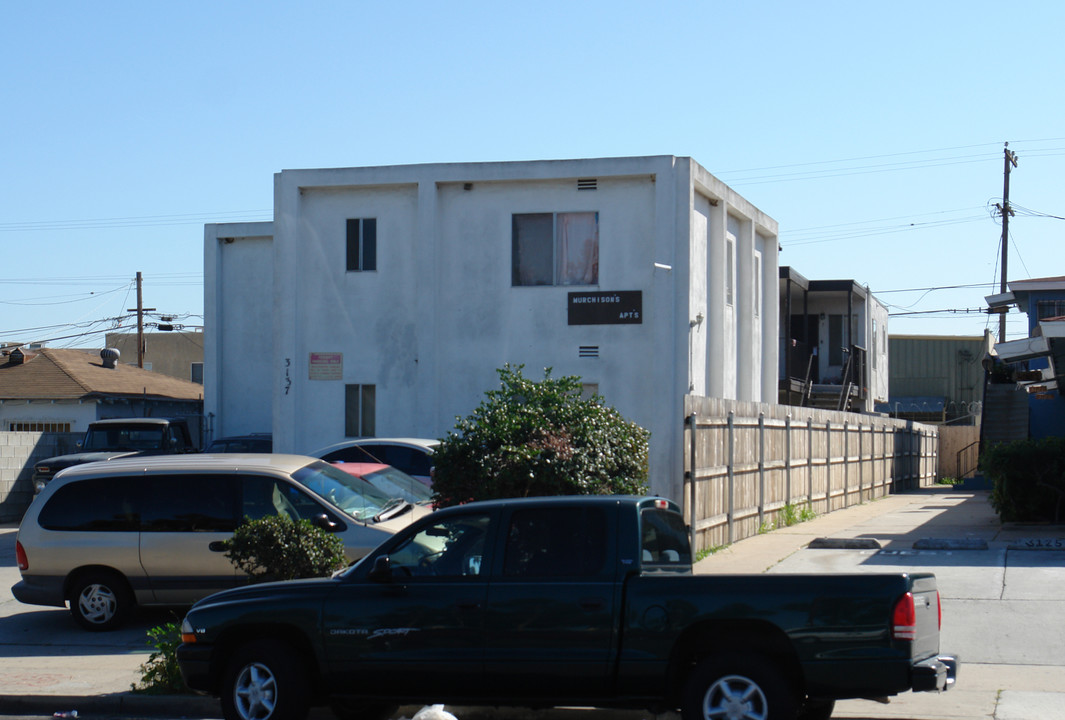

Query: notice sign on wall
(309, 352), (343, 380)
(568, 291), (642, 325)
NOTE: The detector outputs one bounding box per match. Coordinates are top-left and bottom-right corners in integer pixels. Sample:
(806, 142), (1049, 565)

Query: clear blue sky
(3, 1), (1062, 348)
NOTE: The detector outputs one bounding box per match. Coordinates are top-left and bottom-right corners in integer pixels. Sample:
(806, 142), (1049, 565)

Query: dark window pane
(362, 218), (377, 271)
(346, 219), (361, 271)
(38, 477), (140, 532)
(504, 507), (607, 578)
(361, 385), (376, 436)
(389, 513), (490, 578)
(640, 508), (692, 566)
(345, 384), (361, 437)
(241, 475), (334, 524)
(829, 315), (844, 366)
(512, 213), (554, 286)
(141, 475), (236, 532)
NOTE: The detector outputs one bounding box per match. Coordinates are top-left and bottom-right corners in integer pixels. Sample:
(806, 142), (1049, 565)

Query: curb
(0, 692), (221, 718)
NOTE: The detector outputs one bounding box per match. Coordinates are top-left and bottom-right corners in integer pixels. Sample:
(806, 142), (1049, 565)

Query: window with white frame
(346, 218), (377, 272)
(345, 384), (376, 437)
(512, 212), (598, 286)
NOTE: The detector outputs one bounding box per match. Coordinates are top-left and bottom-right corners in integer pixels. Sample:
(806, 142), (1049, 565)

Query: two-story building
(988, 275), (1065, 439)
(205, 156), (780, 501)
(778, 267), (889, 413)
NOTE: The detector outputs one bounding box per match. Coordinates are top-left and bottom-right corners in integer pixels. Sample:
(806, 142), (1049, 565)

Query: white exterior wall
(207, 157), (778, 503)
(869, 295), (890, 406)
(204, 222), (275, 440)
(0, 401), (97, 432)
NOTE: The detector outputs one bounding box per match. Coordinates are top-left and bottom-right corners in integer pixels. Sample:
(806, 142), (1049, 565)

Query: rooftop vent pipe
(101, 348), (121, 369)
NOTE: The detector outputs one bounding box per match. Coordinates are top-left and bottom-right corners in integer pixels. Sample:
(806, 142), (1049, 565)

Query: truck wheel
(68, 571), (132, 631)
(798, 698), (835, 720)
(681, 653), (795, 720)
(222, 639), (309, 720)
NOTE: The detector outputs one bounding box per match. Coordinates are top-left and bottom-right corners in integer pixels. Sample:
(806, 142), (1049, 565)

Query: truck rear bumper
(913, 654), (958, 692)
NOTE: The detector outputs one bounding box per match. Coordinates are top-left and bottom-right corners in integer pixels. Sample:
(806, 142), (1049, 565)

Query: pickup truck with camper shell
(176, 495), (957, 720)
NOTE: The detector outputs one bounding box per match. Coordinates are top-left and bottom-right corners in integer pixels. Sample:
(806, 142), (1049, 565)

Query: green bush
(983, 436), (1065, 522)
(223, 514), (348, 582)
(432, 364), (650, 507)
(133, 620), (188, 694)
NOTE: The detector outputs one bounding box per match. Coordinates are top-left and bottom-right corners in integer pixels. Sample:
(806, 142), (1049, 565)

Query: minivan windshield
(293, 461), (402, 522)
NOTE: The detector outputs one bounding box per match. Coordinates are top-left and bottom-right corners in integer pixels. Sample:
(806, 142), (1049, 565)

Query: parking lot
(3, 490), (1065, 719)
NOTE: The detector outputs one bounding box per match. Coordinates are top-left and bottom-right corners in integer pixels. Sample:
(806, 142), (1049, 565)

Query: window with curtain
(512, 212), (598, 287)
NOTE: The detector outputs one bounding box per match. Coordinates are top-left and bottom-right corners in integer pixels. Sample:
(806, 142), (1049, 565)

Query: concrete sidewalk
(2, 487), (1062, 719)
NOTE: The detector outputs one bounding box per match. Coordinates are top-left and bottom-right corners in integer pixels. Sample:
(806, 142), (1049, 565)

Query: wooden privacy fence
(683, 395), (938, 554)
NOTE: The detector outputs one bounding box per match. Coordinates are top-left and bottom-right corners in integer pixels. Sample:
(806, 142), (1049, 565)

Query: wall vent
(579, 346), (600, 358)
(577, 178), (598, 191)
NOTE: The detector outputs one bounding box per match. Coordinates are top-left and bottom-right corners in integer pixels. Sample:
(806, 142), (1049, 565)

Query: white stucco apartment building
(205, 156), (779, 501)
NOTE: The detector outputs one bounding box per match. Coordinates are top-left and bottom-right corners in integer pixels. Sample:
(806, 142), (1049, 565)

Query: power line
(0, 210), (271, 233)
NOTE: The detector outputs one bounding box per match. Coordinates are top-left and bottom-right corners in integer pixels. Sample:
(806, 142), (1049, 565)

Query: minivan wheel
(68, 572), (132, 631)
(222, 639), (309, 720)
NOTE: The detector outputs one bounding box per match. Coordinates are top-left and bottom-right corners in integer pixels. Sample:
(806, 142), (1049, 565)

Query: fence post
(858, 422), (864, 502)
(785, 414), (792, 507)
(727, 411), (735, 544)
(807, 418), (814, 509)
(688, 412), (697, 555)
(826, 421), (832, 508)
(758, 412), (766, 530)
(844, 421), (850, 507)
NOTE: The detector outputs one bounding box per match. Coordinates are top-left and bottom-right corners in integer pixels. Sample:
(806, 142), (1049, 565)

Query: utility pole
(996, 143), (1019, 344)
(126, 272), (155, 368)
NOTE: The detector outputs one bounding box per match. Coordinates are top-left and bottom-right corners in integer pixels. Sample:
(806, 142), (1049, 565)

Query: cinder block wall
(0, 432), (80, 523)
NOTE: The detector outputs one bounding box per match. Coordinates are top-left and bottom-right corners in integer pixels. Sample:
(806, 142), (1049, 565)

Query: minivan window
(38, 476), (139, 532)
(140, 475), (236, 532)
(241, 475), (337, 524)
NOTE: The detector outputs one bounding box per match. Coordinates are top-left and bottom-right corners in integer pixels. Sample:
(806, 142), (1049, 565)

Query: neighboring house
(106, 331), (205, 384)
(987, 276), (1065, 440)
(0, 346), (204, 433)
(205, 156), (781, 501)
(778, 267), (889, 413)
(883, 333), (993, 424)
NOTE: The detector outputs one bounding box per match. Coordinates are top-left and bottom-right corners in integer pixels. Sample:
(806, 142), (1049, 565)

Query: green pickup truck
(176, 495), (957, 720)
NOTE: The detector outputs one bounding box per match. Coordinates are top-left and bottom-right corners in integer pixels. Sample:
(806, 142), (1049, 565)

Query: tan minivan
(13, 454), (431, 630)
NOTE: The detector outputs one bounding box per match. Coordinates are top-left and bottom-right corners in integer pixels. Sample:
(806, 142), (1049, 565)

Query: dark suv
(32, 417), (197, 494)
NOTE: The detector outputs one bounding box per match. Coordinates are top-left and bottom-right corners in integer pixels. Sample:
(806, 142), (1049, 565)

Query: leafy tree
(432, 365), (649, 507)
(983, 436), (1065, 522)
(223, 515), (348, 582)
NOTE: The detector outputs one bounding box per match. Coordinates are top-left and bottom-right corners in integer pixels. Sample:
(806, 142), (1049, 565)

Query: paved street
(2, 488), (1064, 719)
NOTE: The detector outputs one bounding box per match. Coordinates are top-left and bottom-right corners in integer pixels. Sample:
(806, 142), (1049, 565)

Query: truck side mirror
(368, 555), (394, 582)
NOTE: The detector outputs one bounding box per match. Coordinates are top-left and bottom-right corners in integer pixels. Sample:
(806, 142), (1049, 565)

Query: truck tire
(222, 639), (310, 720)
(681, 653), (796, 720)
(68, 571), (133, 631)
